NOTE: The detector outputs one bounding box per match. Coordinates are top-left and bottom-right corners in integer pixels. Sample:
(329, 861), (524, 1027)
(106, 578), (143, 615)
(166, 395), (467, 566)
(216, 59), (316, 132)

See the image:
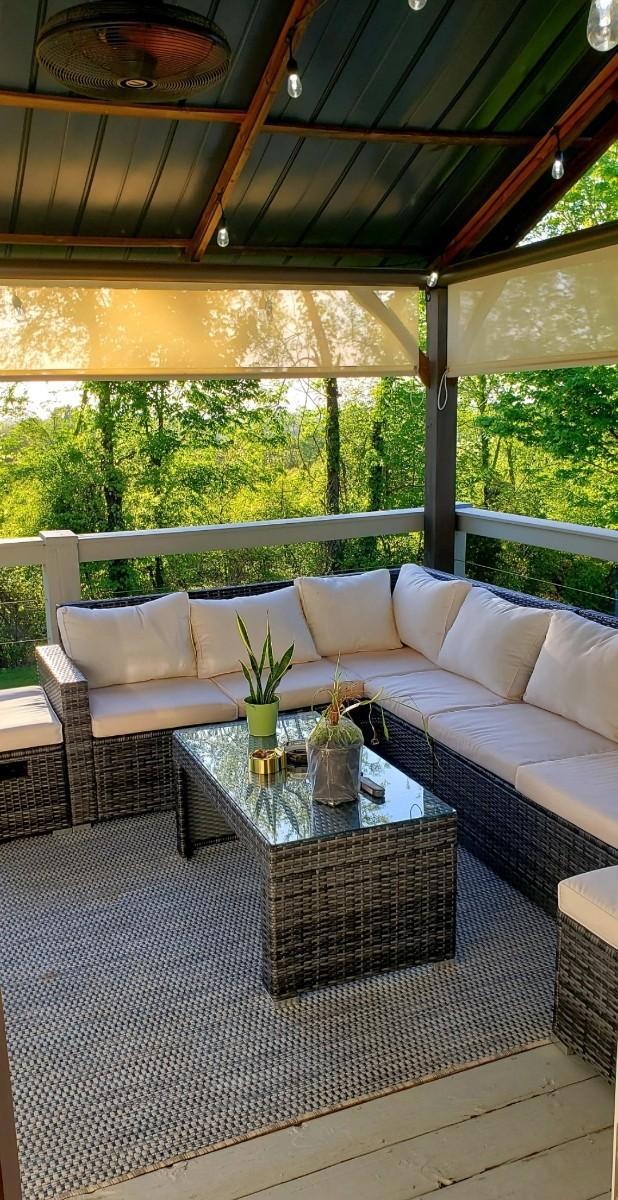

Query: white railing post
(40, 530), (81, 643)
(454, 530), (467, 577)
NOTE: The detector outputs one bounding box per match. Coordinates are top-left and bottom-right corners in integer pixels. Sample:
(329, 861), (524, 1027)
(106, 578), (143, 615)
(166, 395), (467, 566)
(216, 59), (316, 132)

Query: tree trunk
(323, 377), (344, 572)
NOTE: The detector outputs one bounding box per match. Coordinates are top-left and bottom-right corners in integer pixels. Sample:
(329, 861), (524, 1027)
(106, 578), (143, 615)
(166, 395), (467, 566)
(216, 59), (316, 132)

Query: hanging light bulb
(426, 270), (439, 288)
(286, 30), (302, 99)
(551, 128), (565, 181)
(408, 0), (427, 9)
(216, 197), (229, 248)
(587, 0), (618, 50)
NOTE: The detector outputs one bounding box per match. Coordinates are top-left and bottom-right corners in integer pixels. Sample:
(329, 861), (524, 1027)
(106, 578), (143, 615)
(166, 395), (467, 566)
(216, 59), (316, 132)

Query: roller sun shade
(0, 283), (419, 380)
(448, 243), (618, 376)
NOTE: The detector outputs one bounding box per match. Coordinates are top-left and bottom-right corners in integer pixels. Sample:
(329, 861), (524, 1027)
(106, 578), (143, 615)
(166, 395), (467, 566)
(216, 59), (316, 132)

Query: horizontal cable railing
(0, 505), (616, 650)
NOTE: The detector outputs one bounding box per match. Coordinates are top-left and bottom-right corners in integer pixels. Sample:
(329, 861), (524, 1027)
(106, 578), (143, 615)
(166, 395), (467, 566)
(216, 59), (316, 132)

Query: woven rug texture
(0, 812), (555, 1200)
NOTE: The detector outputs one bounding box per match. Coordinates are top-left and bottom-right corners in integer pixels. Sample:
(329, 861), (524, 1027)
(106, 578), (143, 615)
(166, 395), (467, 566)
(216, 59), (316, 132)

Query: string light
(216, 197), (229, 248)
(551, 128), (565, 181)
(427, 270), (439, 288)
(286, 31), (302, 99)
(587, 0), (618, 50)
(408, 0), (427, 8)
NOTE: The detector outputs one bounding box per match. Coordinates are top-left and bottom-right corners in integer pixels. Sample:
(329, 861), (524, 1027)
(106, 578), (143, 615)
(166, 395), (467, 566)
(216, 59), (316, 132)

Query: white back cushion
(438, 587), (550, 699)
(393, 564), (470, 663)
(294, 570), (401, 657)
(524, 610), (618, 741)
(57, 591), (195, 689)
(190, 586), (319, 678)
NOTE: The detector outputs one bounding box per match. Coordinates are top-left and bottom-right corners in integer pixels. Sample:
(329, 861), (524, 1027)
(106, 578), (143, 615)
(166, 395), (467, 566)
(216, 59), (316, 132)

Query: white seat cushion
(429, 703), (615, 787)
(437, 587), (550, 699)
(328, 648), (435, 680)
(559, 866), (618, 950)
(0, 686), (63, 752)
(392, 564), (470, 662)
(294, 570), (401, 657)
(89, 677), (237, 738)
(190, 586), (319, 679)
(214, 660), (362, 715)
(515, 753), (618, 850)
(58, 592), (196, 688)
(367, 669), (509, 731)
(524, 610), (618, 742)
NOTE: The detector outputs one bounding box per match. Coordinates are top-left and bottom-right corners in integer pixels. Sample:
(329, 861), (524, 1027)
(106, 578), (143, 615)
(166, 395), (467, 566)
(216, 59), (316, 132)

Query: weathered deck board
(83, 1046), (612, 1200)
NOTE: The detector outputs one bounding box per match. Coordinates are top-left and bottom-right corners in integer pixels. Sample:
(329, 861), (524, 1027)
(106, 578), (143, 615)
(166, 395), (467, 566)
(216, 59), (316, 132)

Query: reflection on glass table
(176, 711), (451, 847)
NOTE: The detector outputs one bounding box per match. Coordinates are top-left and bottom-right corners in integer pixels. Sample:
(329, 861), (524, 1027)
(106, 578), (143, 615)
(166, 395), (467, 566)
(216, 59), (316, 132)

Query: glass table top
(176, 712), (454, 848)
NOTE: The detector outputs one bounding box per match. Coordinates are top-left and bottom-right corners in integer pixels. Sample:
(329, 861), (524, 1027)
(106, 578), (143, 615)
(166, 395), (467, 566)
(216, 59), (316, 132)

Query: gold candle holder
(249, 747), (286, 778)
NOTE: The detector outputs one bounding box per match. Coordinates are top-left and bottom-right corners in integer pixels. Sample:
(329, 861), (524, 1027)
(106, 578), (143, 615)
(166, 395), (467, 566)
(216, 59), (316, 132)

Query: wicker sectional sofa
(35, 566), (618, 925)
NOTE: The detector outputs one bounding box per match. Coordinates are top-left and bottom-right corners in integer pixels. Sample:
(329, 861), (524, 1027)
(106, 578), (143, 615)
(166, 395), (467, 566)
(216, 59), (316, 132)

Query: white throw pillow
(190, 586), (319, 679)
(393, 564), (471, 663)
(524, 610), (618, 741)
(57, 591), (195, 689)
(294, 570), (401, 657)
(437, 587), (551, 699)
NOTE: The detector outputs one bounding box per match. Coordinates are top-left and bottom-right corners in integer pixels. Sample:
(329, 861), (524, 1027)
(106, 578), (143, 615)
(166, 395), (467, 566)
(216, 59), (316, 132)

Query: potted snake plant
(236, 614), (294, 738)
(307, 668), (387, 806)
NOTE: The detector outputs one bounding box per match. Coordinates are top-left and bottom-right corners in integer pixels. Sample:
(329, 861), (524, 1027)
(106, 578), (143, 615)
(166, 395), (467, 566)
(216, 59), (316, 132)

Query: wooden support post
(0, 994), (21, 1200)
(424, 287), (457, 572)
(40, 530), (81, 643)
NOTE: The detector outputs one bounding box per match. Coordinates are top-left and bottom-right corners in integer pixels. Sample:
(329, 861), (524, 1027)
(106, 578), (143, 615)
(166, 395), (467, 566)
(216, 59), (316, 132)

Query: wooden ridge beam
(437, 55), (618, 269)
(187, 0), (319, 261)
(0, 87), (245, 124)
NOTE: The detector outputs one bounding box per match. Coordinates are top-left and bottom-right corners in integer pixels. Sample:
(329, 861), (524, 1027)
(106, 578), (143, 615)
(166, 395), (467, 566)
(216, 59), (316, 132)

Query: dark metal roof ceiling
(0, 0), (616, 270)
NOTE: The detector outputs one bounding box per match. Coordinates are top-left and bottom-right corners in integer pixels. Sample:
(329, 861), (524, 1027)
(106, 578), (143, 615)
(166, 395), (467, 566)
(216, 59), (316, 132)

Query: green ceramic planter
(245, 698), (280, 738)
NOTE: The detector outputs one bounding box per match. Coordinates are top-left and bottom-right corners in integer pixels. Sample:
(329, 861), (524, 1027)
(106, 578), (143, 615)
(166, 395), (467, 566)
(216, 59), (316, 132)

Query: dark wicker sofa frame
(36, 569), (618, 915)
(554, 911), (618, 1082)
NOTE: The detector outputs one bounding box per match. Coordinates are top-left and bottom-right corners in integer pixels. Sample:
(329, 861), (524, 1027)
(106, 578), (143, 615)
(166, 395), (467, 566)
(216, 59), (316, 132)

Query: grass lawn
(0, 665), (37, 689)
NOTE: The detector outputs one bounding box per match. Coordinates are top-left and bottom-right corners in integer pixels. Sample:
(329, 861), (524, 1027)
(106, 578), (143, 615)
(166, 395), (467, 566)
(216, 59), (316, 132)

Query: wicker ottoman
(554, 866), (618, 1081)
(0, 686), (70, 842)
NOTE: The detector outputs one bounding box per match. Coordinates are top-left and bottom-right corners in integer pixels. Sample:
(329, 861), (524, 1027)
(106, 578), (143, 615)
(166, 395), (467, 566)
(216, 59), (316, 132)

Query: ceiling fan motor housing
(36, 1), (231, 102)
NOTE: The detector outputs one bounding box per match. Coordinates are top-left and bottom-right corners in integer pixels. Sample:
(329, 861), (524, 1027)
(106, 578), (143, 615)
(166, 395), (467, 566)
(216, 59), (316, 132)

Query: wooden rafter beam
(502, 108), (618, 251)
(187, 0), (318, 261)
(0, 233), (189, 248)
(261, 120), (569, 148)
(0, 86), (594, 149)
(0, 87), (244, 124)
(437, 55), (618, 269)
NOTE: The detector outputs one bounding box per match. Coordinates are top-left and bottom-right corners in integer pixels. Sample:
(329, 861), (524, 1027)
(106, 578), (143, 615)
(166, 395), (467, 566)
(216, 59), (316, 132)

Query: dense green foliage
(0, 146), (616, 667)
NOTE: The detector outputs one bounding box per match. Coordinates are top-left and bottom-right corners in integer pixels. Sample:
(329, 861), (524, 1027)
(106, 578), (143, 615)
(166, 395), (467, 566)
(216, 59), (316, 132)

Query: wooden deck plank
(213, 1076), (612, 1200)
(83, 1046), (598, 1200)
(414, 1131), (612, 1200)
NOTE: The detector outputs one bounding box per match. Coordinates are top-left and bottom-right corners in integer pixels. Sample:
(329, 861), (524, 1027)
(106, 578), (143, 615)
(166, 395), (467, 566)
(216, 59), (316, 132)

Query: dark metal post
(424, 286), (457, 572)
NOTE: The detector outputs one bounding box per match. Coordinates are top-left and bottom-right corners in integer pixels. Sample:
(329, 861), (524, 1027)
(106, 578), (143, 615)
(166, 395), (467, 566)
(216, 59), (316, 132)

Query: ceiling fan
(36, 1), (231, 102)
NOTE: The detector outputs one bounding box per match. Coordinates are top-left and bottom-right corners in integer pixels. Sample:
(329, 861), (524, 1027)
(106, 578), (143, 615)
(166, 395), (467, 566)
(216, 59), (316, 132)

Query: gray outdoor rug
(0, 812), (555, 1200)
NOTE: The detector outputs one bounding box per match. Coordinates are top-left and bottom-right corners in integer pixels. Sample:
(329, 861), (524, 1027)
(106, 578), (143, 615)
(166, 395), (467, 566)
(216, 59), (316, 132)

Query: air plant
(308, 666), (388, 748)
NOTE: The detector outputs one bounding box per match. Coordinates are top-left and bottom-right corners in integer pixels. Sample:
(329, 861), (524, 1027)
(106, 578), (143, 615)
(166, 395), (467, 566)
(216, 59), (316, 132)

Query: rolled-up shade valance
(448, 243), (618, 376)
(0, 283), (419, 380)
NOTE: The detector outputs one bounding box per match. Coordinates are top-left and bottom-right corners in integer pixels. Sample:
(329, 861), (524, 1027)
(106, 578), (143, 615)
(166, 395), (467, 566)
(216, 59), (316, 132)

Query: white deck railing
(0, 505), (616, 642)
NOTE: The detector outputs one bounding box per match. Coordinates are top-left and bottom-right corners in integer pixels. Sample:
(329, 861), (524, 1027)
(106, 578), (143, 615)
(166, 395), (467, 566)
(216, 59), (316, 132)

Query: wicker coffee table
(173, 713), (457, 998)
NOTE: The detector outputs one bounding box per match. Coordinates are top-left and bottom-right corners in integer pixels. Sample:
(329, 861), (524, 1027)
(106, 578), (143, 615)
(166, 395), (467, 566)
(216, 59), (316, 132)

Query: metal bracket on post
(40, 530), (81, 643)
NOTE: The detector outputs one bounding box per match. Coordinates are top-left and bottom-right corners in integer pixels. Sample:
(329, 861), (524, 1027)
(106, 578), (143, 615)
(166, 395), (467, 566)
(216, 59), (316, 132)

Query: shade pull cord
(437, 369), (449, 411)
